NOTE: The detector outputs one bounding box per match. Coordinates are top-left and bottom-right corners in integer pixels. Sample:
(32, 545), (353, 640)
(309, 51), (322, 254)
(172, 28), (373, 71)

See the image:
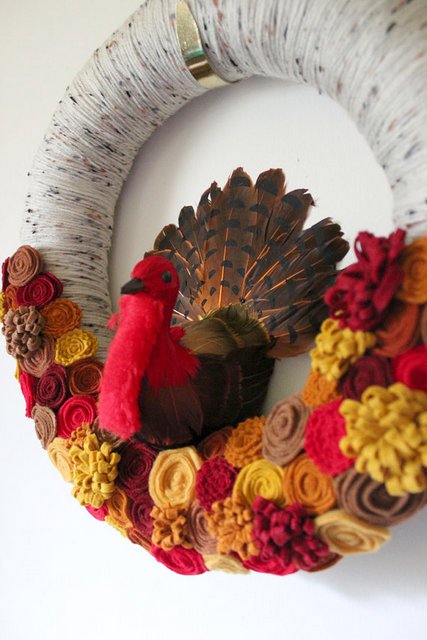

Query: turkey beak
(120, 277), (145, 295)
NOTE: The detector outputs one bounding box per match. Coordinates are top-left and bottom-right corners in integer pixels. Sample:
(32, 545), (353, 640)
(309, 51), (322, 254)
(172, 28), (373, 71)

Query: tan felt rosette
(187, 501), (217, 555)
(8, 245), (42, 287)
(149, 447), (201, 508)
(203, 554), (249, 574)
(32, 404), (57, 449)
(315, 509), (390, 555)
(263, 395), (310, 466)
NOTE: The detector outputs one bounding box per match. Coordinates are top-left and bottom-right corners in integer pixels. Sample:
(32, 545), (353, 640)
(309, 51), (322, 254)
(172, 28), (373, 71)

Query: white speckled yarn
(20, 0), (427, 360)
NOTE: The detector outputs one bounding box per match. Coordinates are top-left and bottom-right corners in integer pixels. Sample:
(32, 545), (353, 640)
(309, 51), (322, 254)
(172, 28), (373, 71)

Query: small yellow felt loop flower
(70, 432), (120, 508)
(149, 447), (201, 508)
(48, 438), (74, 482)
(233, 459), (285, 507)
(340, 383), (427, 496)
(310, 318), (376, 381)
(315, 509), (390, 555)
(203, 554), (249, 574)
(151, 503), (192, 551)
(55, 328), (98, 366)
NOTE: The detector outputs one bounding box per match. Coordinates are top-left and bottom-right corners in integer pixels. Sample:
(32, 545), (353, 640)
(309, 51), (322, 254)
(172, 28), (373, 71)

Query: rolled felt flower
(34, 363), (68, 410)
(373, 301), (420, 357)
(68, 359), (103, 396)
(151, 545), (207, 575)
(7, 245), (42, 287)
(0, 292), (6, 322)
(41, 297), (82, 337)
(106, 488), (132, 530)
(19, 370), (36, 418)
(2, 258), (9, 291)
(16, 272), (63, 307)
(241, 554), (297, 576)
(301, 370), (340, 409)
(32, 404), (57, 449)
(204, 554), (249, 574)
(57, 395), (97, 439)
(117, 440), (157, 498)
(397, 236), (427, 304)
(149, 447), (201, 508)
(340, 355), (393, 400)
(129, 492), (154, 540)
(393, 345), (427, 393)
(4, 285), (18, 311)
(54, 328), (98, 366)
(48, 437), (74, 482)
(224, 416), (265, 468)
(263, 395), (310, 466)
(334, 466), (427, 527)
(233, 459), (285, 507)
(19, 335), (55, 378)
(304, 399), (354, 477)
(187, 501), (217, 555)
(282, 454), (336, 515)
(127, 526), (151, 552)
(197, 426), (233, 460)
(315, 509), (390, 555)
(421, 306), (427, 346)
(195, 456), (237, 512)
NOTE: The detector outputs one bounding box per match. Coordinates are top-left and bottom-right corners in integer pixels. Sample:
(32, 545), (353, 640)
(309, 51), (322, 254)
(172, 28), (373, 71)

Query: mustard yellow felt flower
(149, 447), (201, 508)
(70, 433), (120, 508)
(310, 318), (376, 381)
(55, 328), (98, 366)
(233, 459), (285, 507)
(340, 383), (427, 496)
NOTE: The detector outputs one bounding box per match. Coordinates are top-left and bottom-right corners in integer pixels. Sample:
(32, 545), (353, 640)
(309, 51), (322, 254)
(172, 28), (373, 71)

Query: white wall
(0, 2), (426, 639)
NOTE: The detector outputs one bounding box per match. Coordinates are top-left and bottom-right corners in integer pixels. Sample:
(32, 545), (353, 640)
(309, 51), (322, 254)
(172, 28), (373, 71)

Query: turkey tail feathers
(147, 167), (349, 357)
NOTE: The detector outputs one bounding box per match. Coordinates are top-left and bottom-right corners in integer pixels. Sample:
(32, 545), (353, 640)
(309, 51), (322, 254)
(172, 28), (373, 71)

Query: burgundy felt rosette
(34, 364), (68, 410)
(117, 440), (157, 498)
(341, 355), (393, 400)
(129, 492), (154, 539)
(16, 272), (63, 307)
(57, 395), (97, 439)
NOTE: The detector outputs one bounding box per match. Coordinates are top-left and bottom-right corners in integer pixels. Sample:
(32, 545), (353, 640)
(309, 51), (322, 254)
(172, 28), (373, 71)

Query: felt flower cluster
(2, 232), (427, 578)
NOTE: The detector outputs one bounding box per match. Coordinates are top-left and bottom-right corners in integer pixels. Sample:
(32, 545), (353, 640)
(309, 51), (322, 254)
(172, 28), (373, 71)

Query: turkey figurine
(98, 167), (349, 448)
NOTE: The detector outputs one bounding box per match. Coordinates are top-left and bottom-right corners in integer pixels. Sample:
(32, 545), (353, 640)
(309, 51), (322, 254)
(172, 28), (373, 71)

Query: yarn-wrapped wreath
(2, 0), (427, 576)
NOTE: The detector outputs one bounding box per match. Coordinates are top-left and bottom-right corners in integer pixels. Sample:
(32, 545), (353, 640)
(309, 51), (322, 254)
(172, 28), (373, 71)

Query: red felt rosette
(304, 399), (354, 476)
(2, 258), (9, 291)
(57, 395), (97, 439)
(19, 371), (36, 418)
(340, 355), (393, 400)
(195, 457), (237, 512)
(393, 345), (427, 393)
(117, 440), (157, 498)
(242, 554), (298, 576)
(16, 272), (63, 307)
(86, 504), (109, 521)
(325, 229), (405, 331)
(151, 545), (208, 575)
(34, 364), (68, 410)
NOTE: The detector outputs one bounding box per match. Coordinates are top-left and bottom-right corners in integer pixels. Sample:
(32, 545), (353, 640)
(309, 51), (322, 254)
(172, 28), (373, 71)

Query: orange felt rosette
(282, 453), (336, 515)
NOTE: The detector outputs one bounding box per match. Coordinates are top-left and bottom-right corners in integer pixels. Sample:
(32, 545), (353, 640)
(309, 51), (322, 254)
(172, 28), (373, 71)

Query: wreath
(2, 0), (427, 576)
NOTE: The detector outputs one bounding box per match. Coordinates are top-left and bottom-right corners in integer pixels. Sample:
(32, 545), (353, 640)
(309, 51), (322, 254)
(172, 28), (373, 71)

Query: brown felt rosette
(334, 467), (427, 527)
(263, 395), (310, 466)
(69, 359), (103, 396)
(421, 306), (427, 346)
(19, 335), (55, 377)
(373, 301), (420, 357)
(197, 426), (233, 460)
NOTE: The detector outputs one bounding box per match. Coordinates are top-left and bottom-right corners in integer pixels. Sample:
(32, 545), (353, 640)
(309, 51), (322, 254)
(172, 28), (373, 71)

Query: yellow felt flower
(149, 447), (201, 508)
(0, 292), (6, 322)
(233, 459), (285, 507)
(70, 432), (120, 508)
(151, 503), (192, 551)
(205, 496), (259, 560)
(339, 383), (427, 496)
(310, 318), (376, 381)
(315, 509), (390, 555)
(55, 328), (98, 366)
(48, 438), (74, 482)
(203, 554), (249, 574)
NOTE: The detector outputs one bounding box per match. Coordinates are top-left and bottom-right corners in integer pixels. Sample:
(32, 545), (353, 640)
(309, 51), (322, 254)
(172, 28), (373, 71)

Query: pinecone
(2, 305), (46, 358)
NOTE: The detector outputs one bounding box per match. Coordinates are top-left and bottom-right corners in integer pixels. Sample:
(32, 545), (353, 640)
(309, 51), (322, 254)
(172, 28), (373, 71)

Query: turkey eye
(162, 271), (172, 283)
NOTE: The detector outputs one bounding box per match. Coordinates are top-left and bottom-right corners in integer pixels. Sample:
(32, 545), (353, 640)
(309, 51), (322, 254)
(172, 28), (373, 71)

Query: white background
(1, 2), (426, 639)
